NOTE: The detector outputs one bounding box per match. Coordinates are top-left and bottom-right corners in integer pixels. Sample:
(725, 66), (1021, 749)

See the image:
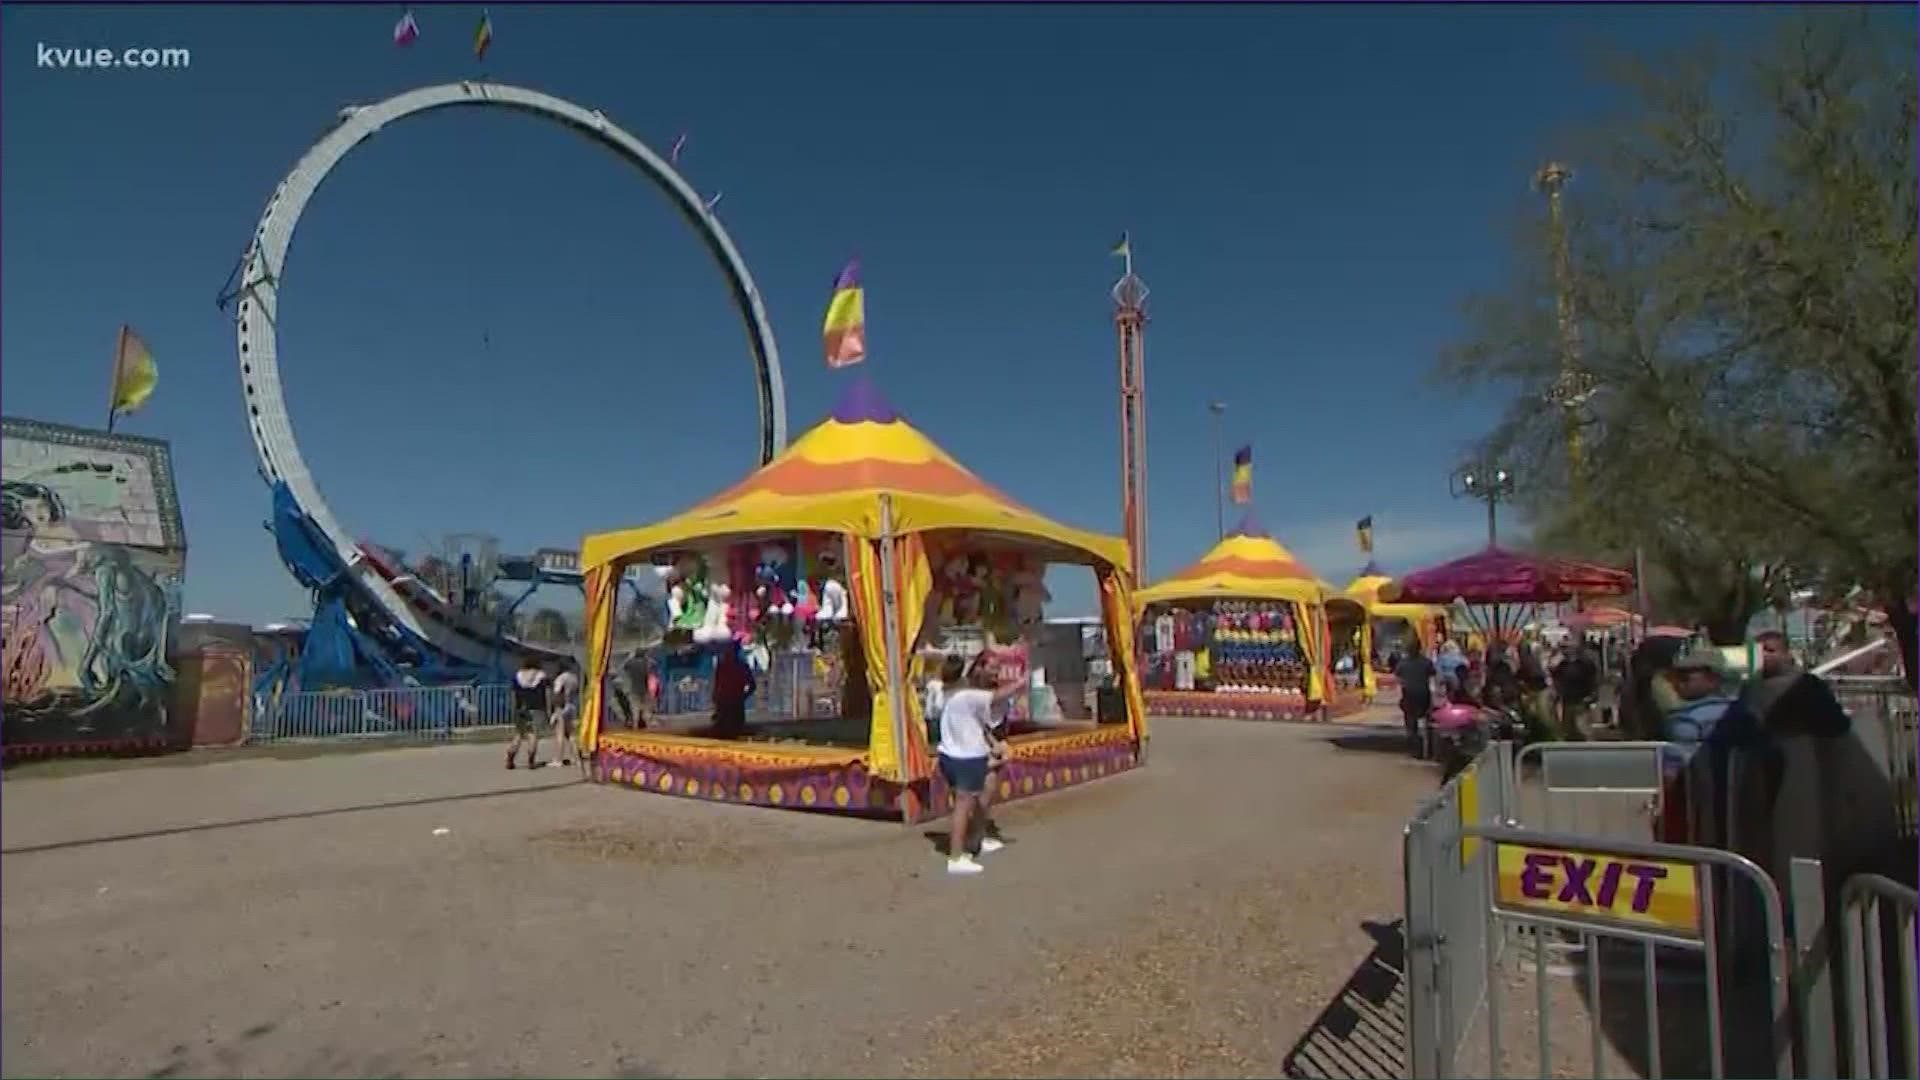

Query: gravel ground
(4, 714), (1440, 1080)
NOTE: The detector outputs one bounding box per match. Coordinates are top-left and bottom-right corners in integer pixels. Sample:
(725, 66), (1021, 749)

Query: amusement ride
(230, 82), (788, 690)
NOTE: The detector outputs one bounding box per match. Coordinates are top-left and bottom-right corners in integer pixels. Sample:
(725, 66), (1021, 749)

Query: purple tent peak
(1227, 512), (1269, 539)
(1358, 559), (1384, 578)
(829, 373), (900, 425)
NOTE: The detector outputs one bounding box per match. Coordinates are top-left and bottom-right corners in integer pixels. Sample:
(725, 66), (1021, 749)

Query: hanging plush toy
(792, 577), (819, 624)
(936, 554), (970, 625)
(694, 582), (734, 644)
(667, 553), (709, 632)
(963, 555), (996, 627)
(1007, 563), (1050, 633)
(816, 547), (850, 623)
(759, 543), (794, 617)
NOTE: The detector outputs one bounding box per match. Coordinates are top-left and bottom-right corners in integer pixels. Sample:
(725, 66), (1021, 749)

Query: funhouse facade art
(2, 418), (186, 756)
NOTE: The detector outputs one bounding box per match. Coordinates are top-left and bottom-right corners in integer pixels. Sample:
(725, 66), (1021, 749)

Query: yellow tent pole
(875, 495), (915, 826)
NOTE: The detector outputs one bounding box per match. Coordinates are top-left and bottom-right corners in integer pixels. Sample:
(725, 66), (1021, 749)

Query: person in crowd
(710, 644), (756, 739)
(1620, 633), (1687, 740)
(507, 654), (550, 770)
(1754, 629), (1798, 679)
(1436, 638), (1469, 692)
(1650, 645), (1745, 842)
(1393, 645), (1437, 757)
(549, 659), (581, 768)
(1551, 641), (1601, 740)
(924, 654), (956, 753)
(1484, 643), (1519, 710)
(1662, 646), (1739, 755)
(938, 658), (1026, 876)
(1515, 643), (1552, 740)
(617, 651), (652, 730)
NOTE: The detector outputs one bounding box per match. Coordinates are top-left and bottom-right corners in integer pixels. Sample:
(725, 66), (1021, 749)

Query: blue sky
(1, 3), (1809, 624)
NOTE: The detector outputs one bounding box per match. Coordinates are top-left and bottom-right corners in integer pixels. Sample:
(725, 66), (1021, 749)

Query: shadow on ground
(1281, 920), (1408, 1079)
(1325, 731), (1419, 758)
(4, 782), (581, 857)
(138, 1020), (686, 1080)
(1566, 934), (1782, 1080)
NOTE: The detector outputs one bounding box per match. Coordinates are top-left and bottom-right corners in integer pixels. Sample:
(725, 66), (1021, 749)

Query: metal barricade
(1403, 740), (1516, 1079)
(1514, 741), (1681, 844)
(1840, 874), (1919, 1079)
(249, 684), (511, 743)
(1413, 810), (1797, 1068)
(1830, 676), (1919, 839)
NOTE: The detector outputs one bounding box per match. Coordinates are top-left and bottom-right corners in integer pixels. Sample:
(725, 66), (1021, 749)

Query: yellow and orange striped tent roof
(1134, 515), (1327, 608)
(580, 377), (1128, 571)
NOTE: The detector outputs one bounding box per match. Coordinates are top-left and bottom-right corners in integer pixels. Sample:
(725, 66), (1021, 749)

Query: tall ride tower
(1536, 162), (1596, 490)
(1113, 248), (1150, 583)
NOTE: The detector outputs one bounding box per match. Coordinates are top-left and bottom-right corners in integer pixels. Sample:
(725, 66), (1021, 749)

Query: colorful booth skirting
(593, 724), (1138, 820)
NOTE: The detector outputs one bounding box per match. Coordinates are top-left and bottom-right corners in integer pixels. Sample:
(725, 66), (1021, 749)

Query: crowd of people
(1387, 633), (1616, 757)
(1393, 626), (1908, 902)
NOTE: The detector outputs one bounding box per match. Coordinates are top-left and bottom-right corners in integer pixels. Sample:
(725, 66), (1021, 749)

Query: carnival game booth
(574, 379), (1148, 824)
(1133, 515), (1351, 721)
(1345, 570), (1447, 693)
(1319, 583), (1375, 708)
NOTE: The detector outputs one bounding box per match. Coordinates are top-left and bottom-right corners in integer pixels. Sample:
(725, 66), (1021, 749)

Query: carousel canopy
(1134, 513), (1325, 608)
(1383, 546), (1634, 606)
(579, 376), (1128, 572)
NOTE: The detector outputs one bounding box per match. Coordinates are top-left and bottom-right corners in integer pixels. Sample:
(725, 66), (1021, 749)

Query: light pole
(1451, 462), (1517, 642)
(1208, 401), (1227, 539)
(1450, 462), (1516, 548)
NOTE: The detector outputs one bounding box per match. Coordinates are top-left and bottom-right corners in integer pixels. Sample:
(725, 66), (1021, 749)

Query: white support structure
(234, 82), (787, 666)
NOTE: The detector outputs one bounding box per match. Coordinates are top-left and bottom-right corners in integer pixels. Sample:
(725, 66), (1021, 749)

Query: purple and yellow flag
(1230, 445), (1252, 505)
(822, 259), (866, 369)
(109, 324), (159, 419)
(473, 10), (493, 60)
(1356, 515), (1374, 554)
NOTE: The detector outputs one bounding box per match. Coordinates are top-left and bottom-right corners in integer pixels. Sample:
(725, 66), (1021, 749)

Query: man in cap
(1662, 644), (1738, 752)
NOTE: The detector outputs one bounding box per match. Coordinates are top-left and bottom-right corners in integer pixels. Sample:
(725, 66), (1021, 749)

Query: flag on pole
(392, 9), (420, 46)
(109, 325), (159, 424)
(1230, 445), (1252, 505)
(822, 260), (866, 369)
(473, 10), (493, 60)
(669, 133), (687, 166)
(1110, 232), (1131, 260)
(1356, 515), (1374, 554)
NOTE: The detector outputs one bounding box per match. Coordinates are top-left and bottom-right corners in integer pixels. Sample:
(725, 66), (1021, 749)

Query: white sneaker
(978, 837), (1006, 855)
(946, 856), (985, 875)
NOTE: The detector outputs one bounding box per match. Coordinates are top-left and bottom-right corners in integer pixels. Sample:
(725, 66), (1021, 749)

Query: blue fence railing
(249, 684), (514, 743)
(651, 651), (839, 720)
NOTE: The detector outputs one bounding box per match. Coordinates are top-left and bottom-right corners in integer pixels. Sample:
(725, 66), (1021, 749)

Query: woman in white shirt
(938, 656), (1025, 876)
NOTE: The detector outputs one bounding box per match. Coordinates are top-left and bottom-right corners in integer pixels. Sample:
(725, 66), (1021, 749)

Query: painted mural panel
(2, 418), (185, 754)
